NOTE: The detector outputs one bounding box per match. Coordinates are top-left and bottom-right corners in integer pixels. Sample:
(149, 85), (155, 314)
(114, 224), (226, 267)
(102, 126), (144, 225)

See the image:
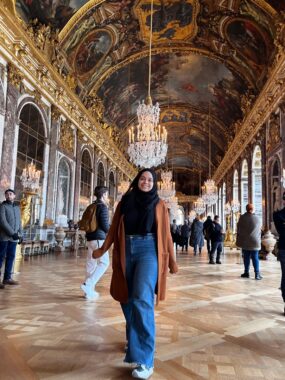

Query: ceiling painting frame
(59, 0), (105, 43)
(133, 0), (200, 43)
(73, 27), (115, 80)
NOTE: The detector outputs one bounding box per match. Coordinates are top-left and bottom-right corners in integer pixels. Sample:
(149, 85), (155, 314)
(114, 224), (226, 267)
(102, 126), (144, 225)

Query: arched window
(241, 160), (248, 214)
(97, 162), (105, 186)
(222, 182), (226, 228)
(80, 150), (92, 198)
(56, 158), (70, 224)
(271, 159), (281, 216)
(218, 187), (222, 223)
(16, 103), (45, 198)
(252, 146), (263, 221)
(233, 170), (239, 201)
(108, 171), (115, 204)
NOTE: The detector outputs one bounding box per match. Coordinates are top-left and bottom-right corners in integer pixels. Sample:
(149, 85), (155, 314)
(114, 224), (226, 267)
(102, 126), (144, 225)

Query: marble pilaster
(45, 108), (60, 221)
(0, 83), (19, 199)
(73, 130), (82, 221)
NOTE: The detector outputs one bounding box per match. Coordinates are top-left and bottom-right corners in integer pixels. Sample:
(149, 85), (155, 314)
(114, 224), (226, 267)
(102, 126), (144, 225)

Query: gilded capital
(59, 120), (74, 155)
(7, 64), (23, 90)
(51, 105), (61, 121)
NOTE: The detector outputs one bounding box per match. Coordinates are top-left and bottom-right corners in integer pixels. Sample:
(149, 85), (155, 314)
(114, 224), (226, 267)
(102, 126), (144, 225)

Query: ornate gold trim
(59, 0), (105, 43)
(213, 50), (285, 184)
(2, 0), (16, 15)
(251, 0), (278, 16)
(0, 6), (136, 180)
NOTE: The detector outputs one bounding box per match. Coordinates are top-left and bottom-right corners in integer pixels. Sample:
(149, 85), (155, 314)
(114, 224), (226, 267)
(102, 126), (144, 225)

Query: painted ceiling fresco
(16, 0), (89, 29)
(14, 0), (281, 195)
(98, 53), (247, 129)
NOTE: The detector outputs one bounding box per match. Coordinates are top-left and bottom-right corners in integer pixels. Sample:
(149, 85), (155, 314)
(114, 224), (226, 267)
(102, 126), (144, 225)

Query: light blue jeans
(121, 234), (158, 368)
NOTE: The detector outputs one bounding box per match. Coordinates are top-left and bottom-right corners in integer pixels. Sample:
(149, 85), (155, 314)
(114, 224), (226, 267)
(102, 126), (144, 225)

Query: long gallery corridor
(0, 248), (284, 380)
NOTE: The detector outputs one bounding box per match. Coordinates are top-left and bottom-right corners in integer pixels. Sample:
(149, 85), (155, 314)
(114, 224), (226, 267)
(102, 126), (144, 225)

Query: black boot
(241, 272), (249, 278)
(255, 272), (263, 280)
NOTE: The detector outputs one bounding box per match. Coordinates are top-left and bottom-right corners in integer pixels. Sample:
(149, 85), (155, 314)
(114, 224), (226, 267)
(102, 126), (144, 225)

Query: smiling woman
(92, 168), (178, 379)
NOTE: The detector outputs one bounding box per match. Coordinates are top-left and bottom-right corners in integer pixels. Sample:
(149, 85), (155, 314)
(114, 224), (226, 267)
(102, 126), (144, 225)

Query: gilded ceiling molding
(59, 0), (105, 43)
(1, 0), (16, 15)
(91, 45), (255, 94)
(0, 6), (135, 180)
(251, 0), (278, 16)
(213, 49), (285, 184)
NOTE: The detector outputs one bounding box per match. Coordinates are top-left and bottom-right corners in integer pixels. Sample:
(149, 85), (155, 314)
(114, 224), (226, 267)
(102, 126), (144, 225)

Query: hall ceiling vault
(13, 0), (284, 195)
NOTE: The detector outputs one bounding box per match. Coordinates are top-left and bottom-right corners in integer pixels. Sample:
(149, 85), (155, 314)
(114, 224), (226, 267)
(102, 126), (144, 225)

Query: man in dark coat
(203, 215), (213, 258)
(0, 189), (22, 288)
(180, 220), (191, 252)
(190, 215), (204, 255)
(209, 215), (224, 264)
(273, 191), (285, 316)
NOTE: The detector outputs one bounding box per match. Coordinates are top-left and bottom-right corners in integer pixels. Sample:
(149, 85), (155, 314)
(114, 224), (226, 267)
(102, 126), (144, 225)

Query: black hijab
(121, 168), (159, 234)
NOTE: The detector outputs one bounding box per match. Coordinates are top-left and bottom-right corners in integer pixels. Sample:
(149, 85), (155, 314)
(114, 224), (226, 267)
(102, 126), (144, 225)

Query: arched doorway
(241, 160), (248, 214)
(252, 146), (263, 222)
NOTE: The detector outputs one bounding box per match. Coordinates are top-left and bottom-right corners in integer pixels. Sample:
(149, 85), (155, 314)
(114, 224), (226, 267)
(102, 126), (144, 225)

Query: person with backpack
(80, 186), (109, 300)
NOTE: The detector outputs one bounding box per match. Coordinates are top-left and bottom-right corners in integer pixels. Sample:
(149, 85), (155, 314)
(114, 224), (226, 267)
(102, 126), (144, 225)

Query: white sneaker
(81, 283), (99, 300)
(132, 364), (154, 379)
(85, 290), (99, 301)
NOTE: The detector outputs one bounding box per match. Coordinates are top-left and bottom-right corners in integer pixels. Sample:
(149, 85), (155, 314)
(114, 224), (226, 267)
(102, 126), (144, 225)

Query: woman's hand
(92, 248), (103, 259)
(169, 262), (178, 274)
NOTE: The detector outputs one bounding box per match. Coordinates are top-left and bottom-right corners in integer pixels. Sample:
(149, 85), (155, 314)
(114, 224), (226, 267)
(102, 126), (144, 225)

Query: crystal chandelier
(202, 102), (218, 206)
(127, 0), (168, 168)
(164, 195), (178, 215)
(20, 160), (41, 192)
(158, 170), (175, 201)
(224, 201), (232, 215)
(201, 179), (218, 206)
(189, 210), (197, 222)
(231, 199), (240, 213)
(193, 197), (206, 215)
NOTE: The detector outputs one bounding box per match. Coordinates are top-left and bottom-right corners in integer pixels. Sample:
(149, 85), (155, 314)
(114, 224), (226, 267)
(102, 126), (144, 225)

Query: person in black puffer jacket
(81, 186), (109, 300)
(0, 189), (22, 288)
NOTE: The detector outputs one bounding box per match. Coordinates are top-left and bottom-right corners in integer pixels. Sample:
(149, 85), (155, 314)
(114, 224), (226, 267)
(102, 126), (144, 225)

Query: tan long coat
(92, 199), (178, 304)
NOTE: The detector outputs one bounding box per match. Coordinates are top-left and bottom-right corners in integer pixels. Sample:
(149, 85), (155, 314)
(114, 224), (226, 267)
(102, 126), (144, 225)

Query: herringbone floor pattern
(0, 248), (284, 379)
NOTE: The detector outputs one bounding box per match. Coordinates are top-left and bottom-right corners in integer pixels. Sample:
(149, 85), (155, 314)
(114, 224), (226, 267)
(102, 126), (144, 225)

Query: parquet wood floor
(0, 248), (284, 380)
